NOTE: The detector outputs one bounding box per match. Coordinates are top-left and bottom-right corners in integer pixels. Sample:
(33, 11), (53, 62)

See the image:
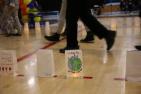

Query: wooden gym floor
(0, 16), (141, 94)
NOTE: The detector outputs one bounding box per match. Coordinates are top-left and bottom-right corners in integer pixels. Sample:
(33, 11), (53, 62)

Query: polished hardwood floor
(0, 16), (141, 94)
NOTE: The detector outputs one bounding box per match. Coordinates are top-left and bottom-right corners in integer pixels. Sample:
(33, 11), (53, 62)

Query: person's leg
(80, 8), (108, 38)
(44, 0), (67, 41)
(79, 0), (116, 50)
(44, 0), (94, 43)
(79, 8), (95, 43)
(59, 0), (80, 53)
(56, 0), (67, 34)
(80, 23), (95, 43)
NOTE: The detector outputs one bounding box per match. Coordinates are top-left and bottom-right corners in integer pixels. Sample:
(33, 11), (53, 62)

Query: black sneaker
(44, 33), (60, 41)
(135, 45), (141, 51)
(80, 31), (94, 43)
(105, 30), (116, 51)
(59, 46), (79, 53)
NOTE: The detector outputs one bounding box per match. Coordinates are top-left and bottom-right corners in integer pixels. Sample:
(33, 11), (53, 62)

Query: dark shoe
(105, 30), (116, 51)
(80, 31), (94, 43)
(44, 33), (60, 41)
(59, 46), (79, 53)
(135, 45), (141, 50)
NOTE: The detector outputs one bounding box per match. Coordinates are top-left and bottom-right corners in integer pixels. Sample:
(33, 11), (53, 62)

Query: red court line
(83, 76), (93, 79)
(17, 50), (37, 62)
(17, 38), (65, 62)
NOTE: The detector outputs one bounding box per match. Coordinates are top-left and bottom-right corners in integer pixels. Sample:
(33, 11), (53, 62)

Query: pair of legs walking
(59, 0), (116, 53)
(44, 0), (95, 43)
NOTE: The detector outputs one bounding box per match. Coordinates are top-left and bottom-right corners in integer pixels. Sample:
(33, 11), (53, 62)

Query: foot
(44, 33), (60, 41)
(105, 30), (116, 51)
(59, 46), (79, 53)
(80, 31), (94, 43)
(135, 45), (141, 50)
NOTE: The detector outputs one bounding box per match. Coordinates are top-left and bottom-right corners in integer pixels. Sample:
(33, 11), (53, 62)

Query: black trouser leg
(80, 0), (109, 39)
(80, 13), (108, 39)
(65, 0), (79, 47)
